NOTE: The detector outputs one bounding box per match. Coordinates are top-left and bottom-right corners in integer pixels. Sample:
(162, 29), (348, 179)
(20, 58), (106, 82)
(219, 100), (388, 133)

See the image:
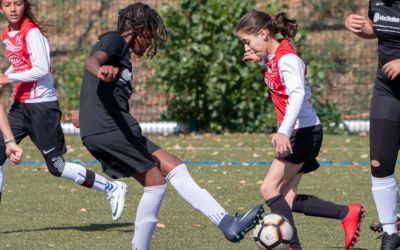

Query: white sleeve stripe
(277, 54), (306, 137)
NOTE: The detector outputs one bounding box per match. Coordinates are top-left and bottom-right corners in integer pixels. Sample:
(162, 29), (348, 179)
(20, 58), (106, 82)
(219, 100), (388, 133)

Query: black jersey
(369, 0), (400, 121)
(79, 32), (138, 137)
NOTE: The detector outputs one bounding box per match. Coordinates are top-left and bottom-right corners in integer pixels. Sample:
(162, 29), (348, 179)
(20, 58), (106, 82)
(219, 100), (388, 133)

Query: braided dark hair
(117, 2), (167, 58)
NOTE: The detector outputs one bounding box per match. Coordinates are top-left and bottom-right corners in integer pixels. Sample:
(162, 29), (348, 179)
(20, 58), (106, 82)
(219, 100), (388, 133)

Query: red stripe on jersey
(1, 18), (37, 102)
(264, 39), (299, 126)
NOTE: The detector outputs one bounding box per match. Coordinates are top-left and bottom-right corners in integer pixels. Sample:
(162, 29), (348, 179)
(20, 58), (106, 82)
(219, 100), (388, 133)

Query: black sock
(266, 194), (301, 249)
(293, 194), (349, 220)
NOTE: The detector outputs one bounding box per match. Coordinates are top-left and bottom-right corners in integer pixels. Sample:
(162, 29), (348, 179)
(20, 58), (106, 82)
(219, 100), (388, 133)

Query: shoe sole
(112, 182), (128, 221)
(234, 205), (265, 243)
(370, 222), (382, 233)
(370, 220), (400, 234)
(346, 205), (366, 249)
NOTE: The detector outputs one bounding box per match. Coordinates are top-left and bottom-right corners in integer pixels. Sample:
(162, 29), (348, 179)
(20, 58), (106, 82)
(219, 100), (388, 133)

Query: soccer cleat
(379, 232), (400, 250)
(218, 204), (264, 243)
(370, 216), (400, 233)
(106, 181), (128, 221)
(340, 203), (365, 249)
(287, 248), (304, 250)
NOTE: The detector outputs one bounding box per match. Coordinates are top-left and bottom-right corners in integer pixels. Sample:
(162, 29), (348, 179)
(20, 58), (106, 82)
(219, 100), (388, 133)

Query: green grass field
(0, 134), (389, 249)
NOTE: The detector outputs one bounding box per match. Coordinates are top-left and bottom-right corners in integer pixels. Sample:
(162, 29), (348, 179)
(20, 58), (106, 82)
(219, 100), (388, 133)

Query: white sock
(372, 174), (398, 235)
(166, 164), (227, 225)
(131, 184), (167, 250)
(0, 165), (3, 193)
(61, 162), (114, 193)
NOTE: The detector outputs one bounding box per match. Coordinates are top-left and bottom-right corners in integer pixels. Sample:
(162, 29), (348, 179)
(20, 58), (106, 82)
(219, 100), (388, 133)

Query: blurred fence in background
(0, 0), (376, 131)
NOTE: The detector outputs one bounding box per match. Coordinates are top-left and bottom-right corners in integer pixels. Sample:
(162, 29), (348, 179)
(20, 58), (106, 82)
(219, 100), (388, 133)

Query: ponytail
(272, 12), (297, 39)
(237, 10), (297, 40)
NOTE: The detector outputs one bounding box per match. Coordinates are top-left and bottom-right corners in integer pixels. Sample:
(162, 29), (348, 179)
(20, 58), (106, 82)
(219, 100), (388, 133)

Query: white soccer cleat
(106, 181), (128, 221)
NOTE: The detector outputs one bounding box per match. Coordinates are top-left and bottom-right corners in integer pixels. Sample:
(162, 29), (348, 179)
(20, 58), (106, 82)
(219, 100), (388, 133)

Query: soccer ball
(253, 213), (293, 250)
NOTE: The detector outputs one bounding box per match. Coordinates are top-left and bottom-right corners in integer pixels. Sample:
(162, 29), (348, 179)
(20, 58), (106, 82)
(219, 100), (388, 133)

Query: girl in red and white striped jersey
(237, 10), (365, 249)
(0, 0), (128, 222)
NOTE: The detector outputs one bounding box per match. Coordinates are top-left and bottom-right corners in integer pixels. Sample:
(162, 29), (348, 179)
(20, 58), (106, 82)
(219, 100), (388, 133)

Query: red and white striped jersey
(263, 39), (320, 137)
(1, 17), (57, 103)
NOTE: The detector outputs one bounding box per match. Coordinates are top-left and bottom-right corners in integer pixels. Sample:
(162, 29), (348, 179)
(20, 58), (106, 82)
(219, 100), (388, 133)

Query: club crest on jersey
(16, 35), (23, 45)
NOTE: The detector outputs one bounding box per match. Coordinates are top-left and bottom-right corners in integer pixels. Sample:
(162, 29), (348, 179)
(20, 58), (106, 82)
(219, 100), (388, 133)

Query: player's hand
(345, 14), (366, 33)
(5, 142), (23, 166)
(243, 50), (261, 63)
(97, 66), (120, 82)
(0, 73), (9, 85)
(271, 133), (293, 159)
(383, 59), (400, 80)
(67, 110), (80, 128)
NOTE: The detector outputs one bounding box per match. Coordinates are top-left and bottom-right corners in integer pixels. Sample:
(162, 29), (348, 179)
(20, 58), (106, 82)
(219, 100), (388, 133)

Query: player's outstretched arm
(345, 14), (376, 39)
(0, 106), (22, 165)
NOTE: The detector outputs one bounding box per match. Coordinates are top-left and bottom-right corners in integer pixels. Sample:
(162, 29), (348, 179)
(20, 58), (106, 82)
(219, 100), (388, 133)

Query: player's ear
(258, 29), (267, 39)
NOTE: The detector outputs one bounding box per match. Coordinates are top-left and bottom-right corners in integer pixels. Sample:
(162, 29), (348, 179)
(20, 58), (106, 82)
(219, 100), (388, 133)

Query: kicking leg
(154, 149), (264, 243)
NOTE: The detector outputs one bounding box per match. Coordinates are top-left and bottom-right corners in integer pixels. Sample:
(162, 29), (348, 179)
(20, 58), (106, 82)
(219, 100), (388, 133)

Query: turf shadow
(0, 222), (134, 234)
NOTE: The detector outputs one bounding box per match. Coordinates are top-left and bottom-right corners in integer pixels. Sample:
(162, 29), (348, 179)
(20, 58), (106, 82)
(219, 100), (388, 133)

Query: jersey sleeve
(7, 28), (50, 83)
(96, 35), (126, 62)
(368, 0), (373, 20)
(4, 65), (13, 75)
(277, 54), (306, 137)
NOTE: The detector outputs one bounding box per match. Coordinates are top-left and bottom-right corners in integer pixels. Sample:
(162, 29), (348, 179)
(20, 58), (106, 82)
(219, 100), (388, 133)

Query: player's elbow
(290, 90), (305, 102)
(35, 66), (50, 79)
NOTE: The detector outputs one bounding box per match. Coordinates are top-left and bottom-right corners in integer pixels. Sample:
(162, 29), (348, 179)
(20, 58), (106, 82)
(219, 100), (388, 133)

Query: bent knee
(371, 159), (395, 178)
(260, 182), (279, 200)
(44, 155), (65, 177)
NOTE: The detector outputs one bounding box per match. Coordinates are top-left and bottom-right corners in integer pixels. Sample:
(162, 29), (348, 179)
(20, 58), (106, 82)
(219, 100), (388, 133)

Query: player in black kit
(78, 3), (263, 249)
(346, 1), (400, 249)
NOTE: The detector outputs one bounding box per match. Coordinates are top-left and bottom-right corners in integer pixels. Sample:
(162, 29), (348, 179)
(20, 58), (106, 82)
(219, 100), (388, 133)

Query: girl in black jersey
(346, 0), (400, 249)
(78, 3), (263, 249)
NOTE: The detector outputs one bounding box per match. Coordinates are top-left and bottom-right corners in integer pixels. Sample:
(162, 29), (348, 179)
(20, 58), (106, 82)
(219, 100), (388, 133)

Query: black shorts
(82, 124), (161, 179)
(283, 125), (323, 174)
(0, 101), (66, 161)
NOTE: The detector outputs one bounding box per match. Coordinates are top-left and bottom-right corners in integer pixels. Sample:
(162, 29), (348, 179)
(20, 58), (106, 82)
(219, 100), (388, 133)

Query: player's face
(237, 29), (270, 58)
(131, 32), (154, 57)
(0, 0), (26, 29)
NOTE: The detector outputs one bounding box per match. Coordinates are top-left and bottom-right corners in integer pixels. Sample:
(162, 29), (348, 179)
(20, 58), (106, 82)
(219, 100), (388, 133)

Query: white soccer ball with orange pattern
(253, 213), (293, 250)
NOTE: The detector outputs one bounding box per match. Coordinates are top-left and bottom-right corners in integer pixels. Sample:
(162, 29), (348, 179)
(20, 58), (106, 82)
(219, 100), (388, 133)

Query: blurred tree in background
(154, 0), (344, 133)
(154, 0), (276, 133)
